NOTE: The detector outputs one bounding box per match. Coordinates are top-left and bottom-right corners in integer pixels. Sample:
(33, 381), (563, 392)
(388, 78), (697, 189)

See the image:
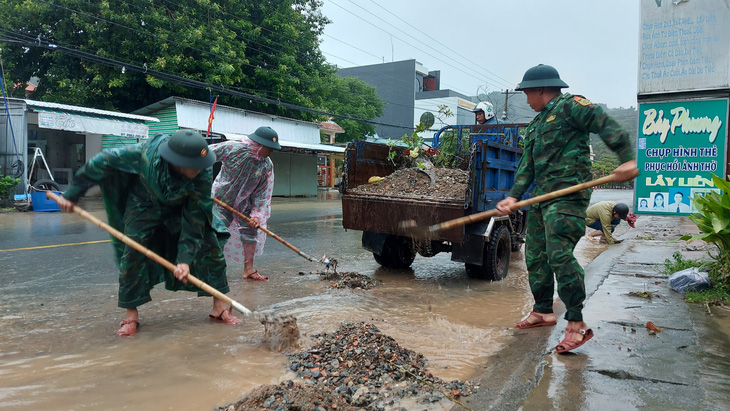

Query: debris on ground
(218, 380), (358, 411)
(289, 322), (473, 408)
(349, 168), (468, 200)
(221, 322), (474, 410)
(646, 321), (664, 333)
(320, 271), (380, 290)
(628, 291), (655, 299)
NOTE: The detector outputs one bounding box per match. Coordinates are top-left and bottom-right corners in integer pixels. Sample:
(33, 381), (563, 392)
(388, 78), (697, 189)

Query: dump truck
(340, 123), (530, 281)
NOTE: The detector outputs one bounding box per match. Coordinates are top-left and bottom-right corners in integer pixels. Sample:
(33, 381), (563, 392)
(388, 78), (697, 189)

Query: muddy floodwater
(1, 192), (609, 410)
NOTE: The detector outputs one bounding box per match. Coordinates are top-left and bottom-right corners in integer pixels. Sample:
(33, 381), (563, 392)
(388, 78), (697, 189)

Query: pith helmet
(515, 64), (569, 91)
(472, 102), (496, 120)
(247, 126), (282, 150)
(613, 203), (630, 219)
(159, 129), (216, 169)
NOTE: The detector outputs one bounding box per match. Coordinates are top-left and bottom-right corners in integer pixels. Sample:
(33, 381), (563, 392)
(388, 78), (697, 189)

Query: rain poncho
(63, 134), (230, 308)
(211, 139), (275, 261)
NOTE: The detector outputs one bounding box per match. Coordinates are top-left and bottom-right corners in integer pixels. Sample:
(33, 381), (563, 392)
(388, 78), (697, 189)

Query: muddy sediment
(350, 168), (468, 200)
(221, 322), (474, 410)
(320, 271), (380, 290)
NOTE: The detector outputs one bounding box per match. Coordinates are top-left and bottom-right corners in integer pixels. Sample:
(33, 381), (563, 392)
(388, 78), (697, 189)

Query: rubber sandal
(117, 319), (140, 336)
(555, 328), (594, 353)
(514, 312), (558, 329)
(209, 307), (242, 325)
(243, 270), (269, 281)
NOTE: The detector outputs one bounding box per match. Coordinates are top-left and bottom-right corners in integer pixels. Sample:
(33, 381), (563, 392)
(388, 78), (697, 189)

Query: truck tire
(465, 225), (511, 281)
(510, 210), (528, 252)
(373, 235), (416, 269)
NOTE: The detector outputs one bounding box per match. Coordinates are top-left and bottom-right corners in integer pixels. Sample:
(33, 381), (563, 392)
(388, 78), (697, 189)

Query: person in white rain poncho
(211, 126), (281, 281)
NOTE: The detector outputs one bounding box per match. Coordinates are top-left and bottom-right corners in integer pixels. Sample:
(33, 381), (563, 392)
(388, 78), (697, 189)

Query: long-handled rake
(212, 197), (330, 265)
(399, 172), (637, 240)
(47, 191), (299, 350)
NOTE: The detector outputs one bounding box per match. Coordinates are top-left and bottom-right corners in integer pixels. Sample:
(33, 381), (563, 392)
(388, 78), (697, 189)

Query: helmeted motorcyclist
(472, 101), (501, 125)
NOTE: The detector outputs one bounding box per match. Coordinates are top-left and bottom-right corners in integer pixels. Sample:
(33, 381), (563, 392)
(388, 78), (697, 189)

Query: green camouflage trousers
(117, 193), (229, 309)
(525, 201), (587, 322)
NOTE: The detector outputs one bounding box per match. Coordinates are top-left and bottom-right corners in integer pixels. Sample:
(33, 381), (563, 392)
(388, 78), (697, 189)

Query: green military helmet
(515, 64), (569, 91)
(158, 129), (216, 169)
(247, 126), (282, 150)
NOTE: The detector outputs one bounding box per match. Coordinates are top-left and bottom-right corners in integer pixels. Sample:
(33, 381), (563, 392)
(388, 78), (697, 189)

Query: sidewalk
(459, 212), (730, 410)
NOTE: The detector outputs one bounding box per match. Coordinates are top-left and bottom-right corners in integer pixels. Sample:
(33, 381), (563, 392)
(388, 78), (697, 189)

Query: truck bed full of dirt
(348, 168), (468, 200)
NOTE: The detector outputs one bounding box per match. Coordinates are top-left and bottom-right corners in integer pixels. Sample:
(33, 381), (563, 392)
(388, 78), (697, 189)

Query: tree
(320, 76), (384, 142)
(0, 0), (380, 126)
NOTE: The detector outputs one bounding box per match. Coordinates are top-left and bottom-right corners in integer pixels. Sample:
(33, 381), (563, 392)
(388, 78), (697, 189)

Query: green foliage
(681, 174), (730, 252)
(674, 174), (730, 303)
(0, 176), (20, 200)
(663, 251), (705, 274)
(684, 252), (730, 305)
(320, 76), (384, 142)
(0, 0), (372, 125)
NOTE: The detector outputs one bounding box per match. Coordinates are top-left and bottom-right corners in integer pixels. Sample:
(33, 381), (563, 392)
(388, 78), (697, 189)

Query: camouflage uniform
(63, 134), (230, 308)
(509, 94), (634, 321)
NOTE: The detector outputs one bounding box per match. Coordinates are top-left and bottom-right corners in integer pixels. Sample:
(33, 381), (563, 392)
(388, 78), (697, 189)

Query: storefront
(0, 98), (158, 196)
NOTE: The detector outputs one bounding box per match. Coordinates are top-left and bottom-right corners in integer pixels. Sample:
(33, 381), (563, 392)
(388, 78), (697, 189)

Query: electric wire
(0, 31), (442, 132)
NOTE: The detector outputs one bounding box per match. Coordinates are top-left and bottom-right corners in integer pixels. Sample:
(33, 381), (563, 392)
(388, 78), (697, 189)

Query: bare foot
(243, 270), (269, 281)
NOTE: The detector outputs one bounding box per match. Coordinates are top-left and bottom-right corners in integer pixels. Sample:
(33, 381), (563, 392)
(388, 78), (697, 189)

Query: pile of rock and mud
(220, 322), (473, 410)
(349, 168), (468, 200)
(320, 271), (380, 290)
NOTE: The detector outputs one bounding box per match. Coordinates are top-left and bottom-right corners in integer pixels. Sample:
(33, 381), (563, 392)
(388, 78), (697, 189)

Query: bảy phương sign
(635, 98), (727, 215)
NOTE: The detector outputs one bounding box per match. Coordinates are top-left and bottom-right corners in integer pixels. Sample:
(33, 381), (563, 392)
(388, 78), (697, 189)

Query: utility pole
(501, 89), (511, 120)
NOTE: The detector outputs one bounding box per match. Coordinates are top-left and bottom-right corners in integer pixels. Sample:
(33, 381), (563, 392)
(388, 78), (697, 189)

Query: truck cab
(341, 123), (530, 280)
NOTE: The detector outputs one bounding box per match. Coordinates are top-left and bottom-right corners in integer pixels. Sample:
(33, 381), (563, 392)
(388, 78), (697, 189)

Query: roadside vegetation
(667, 174), (730, 305)
(0, 0), (384, 143)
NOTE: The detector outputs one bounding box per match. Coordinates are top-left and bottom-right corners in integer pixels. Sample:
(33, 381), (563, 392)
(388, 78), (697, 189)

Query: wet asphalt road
(2, 189), (729, 410)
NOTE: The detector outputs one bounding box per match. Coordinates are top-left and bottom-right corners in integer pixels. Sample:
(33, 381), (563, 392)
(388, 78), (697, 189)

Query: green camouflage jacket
(63, 134), (225, 266)
(509, 93), (635, 208)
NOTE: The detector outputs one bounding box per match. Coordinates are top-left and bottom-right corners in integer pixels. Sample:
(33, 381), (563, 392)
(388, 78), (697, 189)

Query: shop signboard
(639, 0), (729, 94)
(636, 98), (727, 215)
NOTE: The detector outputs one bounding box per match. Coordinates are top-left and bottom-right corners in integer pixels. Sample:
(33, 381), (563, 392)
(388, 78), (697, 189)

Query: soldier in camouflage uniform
(496, 64), (637, 353)
(58, 130), (241, 337)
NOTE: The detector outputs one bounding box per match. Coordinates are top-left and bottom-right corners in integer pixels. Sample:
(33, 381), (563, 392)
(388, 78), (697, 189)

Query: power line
(366, 0), (514, 89)
(328, 0), (513, 92)
(0, 31), (435, 132)
(37, 0), (425, 109)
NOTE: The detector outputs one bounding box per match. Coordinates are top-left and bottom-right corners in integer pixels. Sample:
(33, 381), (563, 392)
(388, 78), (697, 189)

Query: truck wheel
(465, 225), (511, 281)
(510, 210), (528, 252)
(373, 235), (416, 269)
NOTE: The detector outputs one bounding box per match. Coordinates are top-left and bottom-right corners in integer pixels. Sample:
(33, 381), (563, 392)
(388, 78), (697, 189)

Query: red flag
(207, 97), (218, 137)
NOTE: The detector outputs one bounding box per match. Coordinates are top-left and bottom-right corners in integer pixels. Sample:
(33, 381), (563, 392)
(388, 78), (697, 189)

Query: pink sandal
(555, 328), (594, 353)
(514, 312), (557, 329)
(209, 307), (242, 325)
(117, 319), (140, 337)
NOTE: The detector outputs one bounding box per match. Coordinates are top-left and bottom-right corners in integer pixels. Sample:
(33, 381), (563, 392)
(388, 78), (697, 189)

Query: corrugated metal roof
(133, 96), (319, 128)
(223, 133), (345, 153)
(24, 99), (159, 123)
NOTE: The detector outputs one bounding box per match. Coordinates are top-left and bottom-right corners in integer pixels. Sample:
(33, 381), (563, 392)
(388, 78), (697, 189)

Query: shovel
(212, 197), (322, 264)
(46, 191), (295, 326)
(399, 172), (635, 239)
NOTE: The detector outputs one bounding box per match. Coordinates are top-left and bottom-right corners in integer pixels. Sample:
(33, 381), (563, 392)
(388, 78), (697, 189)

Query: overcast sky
(319, 0), (641, 109)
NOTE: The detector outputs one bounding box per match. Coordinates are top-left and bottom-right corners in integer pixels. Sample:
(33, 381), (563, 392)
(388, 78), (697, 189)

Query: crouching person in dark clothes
(56, 130), (241, 336)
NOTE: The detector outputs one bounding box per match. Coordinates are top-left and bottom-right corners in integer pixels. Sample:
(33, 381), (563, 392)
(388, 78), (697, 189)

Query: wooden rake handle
(429, 172), (633, 234)
(212, 197), (318, 263)
(46, 191), (253, 317)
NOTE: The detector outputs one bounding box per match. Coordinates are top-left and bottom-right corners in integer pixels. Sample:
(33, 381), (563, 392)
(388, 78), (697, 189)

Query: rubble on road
(349, 168), (468, 200)
(221, 322), (474, 410)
